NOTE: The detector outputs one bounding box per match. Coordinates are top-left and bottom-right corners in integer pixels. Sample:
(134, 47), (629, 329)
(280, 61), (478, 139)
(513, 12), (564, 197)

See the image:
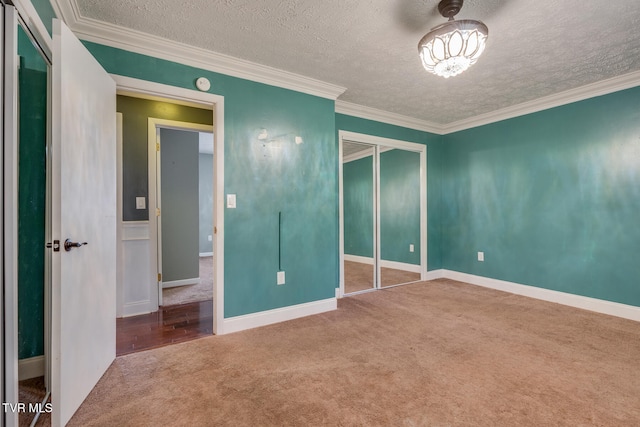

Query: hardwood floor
(116, 300), (213, 356)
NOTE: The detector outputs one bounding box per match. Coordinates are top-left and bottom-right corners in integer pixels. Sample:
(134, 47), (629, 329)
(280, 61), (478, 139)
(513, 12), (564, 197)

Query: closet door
(342, 142), (377, 294)
(378, 148), (422, 288)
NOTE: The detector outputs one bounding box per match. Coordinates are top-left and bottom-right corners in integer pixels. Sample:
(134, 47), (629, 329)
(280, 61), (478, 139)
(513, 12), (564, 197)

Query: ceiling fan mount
(438, 0), (464, 20)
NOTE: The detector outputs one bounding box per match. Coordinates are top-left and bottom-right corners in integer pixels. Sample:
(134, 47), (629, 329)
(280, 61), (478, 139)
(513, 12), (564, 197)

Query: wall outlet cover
(135, 197), (146, 209)
(277, 271), (285, 285)
(478, 251), (484, 262)
(409, 244), (415, 252)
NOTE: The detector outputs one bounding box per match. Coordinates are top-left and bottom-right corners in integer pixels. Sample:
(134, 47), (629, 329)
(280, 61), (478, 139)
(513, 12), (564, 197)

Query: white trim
(162, 278), (200, 289)
(424, 269), (445, 281)
(344, 254), (374, 265)
(199, 252), (213, 257)
(121, 300), (153, 318)
(116, 113), (124, 319)
(335, 287), (342, 299)
(149, 118), (214, 310)
(380, 260), (421, 274)
(4, 7), (20, 421)
(443, 270), (640, 323)
(337, 72), (640, 135)
(342, 146), (392, 163)
(444, 70), (640, 133)
(52, 0), (346, 100)
(336, 100), (444, 134)
(18, 356), (45, 381)
(122, 221), (150, 240)
(223, 298), (337, 334)
(113, 76), (225, 335)
(12, 0), (53, 61)
(344, 255), (421, 273)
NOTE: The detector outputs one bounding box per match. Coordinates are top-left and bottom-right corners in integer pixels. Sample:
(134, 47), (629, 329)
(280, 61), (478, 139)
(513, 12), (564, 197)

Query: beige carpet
(69, 279), (640, 426)
(162, 256), (213, 306)
(344, 260), (421, 294)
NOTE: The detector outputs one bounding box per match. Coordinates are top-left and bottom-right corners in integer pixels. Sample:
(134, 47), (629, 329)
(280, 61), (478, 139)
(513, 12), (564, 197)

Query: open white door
(50, 19), (116, 426)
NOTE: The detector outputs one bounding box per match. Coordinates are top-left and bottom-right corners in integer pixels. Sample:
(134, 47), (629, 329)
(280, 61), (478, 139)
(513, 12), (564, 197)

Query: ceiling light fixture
(418, 0), (488, 78)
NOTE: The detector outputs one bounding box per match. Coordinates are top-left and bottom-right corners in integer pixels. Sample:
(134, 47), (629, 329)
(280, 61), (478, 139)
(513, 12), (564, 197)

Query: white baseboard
(344, 254), (421, 273)
(443, 270), (640, 323)
(424, 269), (445, 281)
(336, 287), (342, 299)
(344, 254), (373, 265)
(223, 297), (337, 334)
(122, 300), (153, 317)
(380, 260), (421, 274)
(199, 252), (213, 257)
(162, 277), (200, 289)
(19, 356), (45, 380)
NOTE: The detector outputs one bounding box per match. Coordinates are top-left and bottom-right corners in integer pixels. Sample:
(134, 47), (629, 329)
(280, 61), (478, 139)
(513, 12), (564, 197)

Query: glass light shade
(418, 19), (488, 78)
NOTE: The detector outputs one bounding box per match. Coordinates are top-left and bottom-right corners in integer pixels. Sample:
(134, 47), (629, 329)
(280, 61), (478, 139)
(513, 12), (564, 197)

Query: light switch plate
(136, 197), (146, 210)
(409, 244), (414, 253)
(478, 251), (484, 262)
(277, 271), (285, 285)
(227, 194), (236, 208)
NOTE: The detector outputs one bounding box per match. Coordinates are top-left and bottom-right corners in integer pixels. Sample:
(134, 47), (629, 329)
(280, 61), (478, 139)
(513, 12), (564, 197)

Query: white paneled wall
(120, 221), (155, 316)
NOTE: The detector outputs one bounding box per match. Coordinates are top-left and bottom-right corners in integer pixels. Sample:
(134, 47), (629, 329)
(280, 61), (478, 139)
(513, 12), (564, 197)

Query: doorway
(115, 94), (219, 355)
(339, 131), (427, 296)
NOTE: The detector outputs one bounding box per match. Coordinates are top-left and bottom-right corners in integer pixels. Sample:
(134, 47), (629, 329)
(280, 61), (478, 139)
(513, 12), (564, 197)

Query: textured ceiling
(72, 0), (640, 125)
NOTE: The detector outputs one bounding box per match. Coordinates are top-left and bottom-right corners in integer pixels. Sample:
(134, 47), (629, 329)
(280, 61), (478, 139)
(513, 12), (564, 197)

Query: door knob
(64, 239), (88, 251)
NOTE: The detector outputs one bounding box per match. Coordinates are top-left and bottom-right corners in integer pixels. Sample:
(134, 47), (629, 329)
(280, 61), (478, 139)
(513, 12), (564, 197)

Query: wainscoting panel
(121, 222), (155, 317)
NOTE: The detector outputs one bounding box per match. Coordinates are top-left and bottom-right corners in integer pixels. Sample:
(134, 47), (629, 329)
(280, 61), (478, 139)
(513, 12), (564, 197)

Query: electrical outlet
(277, 271), (285, 285)
(478, 251), (484, 262)
(409, 244), (415, 253)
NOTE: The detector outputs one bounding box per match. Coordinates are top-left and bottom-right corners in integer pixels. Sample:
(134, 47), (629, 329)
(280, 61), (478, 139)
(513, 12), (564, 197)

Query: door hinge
(214, 226), (217, 234)
(158, 273), (162, 282)
(156, 208), (161, 217)
(156, 142), (160, 152)
(46, 240), (61, 252)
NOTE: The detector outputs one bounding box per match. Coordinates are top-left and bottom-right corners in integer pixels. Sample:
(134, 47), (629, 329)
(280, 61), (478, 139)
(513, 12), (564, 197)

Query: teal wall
(117, 95), (212, 221)
(380, 149), (421, 265)
(160, 129), (200, 283)
(343, 156), (374, 258)
(18, 26), (47, 359)
(88, 43), (338, 317)
(336, 114), (444, 271)
(441, 87), (640, 307)
(343, 150), (421, 265)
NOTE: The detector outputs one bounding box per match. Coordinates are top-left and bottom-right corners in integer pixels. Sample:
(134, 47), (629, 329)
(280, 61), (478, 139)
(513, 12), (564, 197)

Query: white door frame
(148, 119), (214, 309)
(338, 130), (427, 298)
(113, 75), (225, 335)
(3, 7), (20, 425)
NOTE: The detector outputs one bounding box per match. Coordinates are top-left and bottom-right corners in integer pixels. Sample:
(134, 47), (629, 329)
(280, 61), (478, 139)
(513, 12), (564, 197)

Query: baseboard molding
(122, 300), (153, 317)
(443, 270), (640, 323)
(344, 254), (373, 265)
(19, 356), (45, 380)
(424, 269), (445, 281)
(199, 252), (213, 257)
(344, 255), (421, 273)
(223, 297), (337, 334)
(336, 287), (342, 299)
(162, 277), (200, 289)
(380, 260), (421, 274)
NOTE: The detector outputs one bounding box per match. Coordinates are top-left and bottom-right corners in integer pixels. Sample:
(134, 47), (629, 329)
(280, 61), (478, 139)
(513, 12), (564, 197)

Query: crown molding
(52, 0), (346, 100)
(335, 100), (445, 135)
(443, 70), (640, 133)
(52, 1), (640, 133)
